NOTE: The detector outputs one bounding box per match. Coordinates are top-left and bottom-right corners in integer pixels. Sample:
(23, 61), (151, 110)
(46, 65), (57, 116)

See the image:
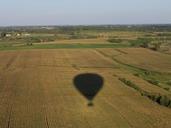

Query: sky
(0, 0), (171, 26)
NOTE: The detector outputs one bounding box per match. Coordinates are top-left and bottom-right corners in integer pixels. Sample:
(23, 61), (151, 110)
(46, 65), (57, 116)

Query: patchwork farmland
(0, 48), (171, 128)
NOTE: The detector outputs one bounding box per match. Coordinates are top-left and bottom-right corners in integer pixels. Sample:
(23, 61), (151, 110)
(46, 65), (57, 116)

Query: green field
(0, 43), (131, 51)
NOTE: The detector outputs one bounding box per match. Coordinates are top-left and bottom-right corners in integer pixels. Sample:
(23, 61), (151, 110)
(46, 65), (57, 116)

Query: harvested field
(45, 39), (110, 44)
(0, 49), (171, 128)
(98, 48), (171, 73)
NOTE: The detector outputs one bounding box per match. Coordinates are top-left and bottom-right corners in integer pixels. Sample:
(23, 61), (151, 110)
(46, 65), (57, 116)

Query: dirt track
(0, 49), (171, 128)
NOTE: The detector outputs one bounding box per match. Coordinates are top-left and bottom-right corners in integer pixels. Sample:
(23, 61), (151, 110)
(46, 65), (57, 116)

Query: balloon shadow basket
(87, 101), (94, 107)
(73, 73), (104, 107)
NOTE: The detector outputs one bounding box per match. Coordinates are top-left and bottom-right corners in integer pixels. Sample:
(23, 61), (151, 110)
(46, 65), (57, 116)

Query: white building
(5, 34), (12, 37)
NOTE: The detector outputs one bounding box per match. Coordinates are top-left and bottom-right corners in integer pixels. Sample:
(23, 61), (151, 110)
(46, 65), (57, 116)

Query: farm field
(1, 0), (171, 127)
(98, 48), (171, 73)
(43, 39), (110, 44)
(0, 48), (171, 128)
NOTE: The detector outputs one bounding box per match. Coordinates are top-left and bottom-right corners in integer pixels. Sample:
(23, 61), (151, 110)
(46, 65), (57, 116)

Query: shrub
(134, 73), (140, 77)
(118, 77), (171, 108)
(163, 87), (170, 91)
(107, 39), (123, 43)
(147, 79), (159, 86)
(153, 42), (162, 51)
(0, 32), (7, 38)
(130, 38), (152, 48)
(26, 42), (33, 46)
(118, 78), (141, 91)
(166, 80), (171, 86)
(144, 71), (151, 75)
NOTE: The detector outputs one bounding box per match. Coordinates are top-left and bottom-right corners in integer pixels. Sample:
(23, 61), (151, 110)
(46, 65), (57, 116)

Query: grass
(118, 77), (141, 91)
(115, 58), (171, 90)
(97, 50), (171, 91)
(0, 43), (131, 51)
(118, 77), (171, 108)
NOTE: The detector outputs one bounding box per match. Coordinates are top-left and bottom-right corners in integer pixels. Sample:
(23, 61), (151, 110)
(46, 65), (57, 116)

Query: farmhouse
(5, 33), (12, 37)
(22, 33), (31, 36)
(0, 32), (12, 38)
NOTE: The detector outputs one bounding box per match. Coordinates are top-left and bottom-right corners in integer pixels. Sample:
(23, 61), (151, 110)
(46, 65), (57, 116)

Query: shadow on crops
(73, 73), (104, 107)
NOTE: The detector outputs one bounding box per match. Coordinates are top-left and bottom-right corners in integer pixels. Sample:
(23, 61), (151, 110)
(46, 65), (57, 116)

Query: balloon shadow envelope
(73, 73), (104, 106)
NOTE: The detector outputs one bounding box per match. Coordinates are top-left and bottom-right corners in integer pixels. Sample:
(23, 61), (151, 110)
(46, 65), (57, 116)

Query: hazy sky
(0, 0), (171, 26)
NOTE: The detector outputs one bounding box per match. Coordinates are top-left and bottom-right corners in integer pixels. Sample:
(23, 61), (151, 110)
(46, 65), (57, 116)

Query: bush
(130, 38), (152, 48)
(166, 80), (171, 86)
(159, 95), (171, 106)
(26, 42), (33, 46)
(147, 79), (159, 86)
(118, 77), (171, 108)
(107, 39), (123, 43)
(163, 87), (170, 91)
(0, 32), (6, 38)
(118, 78), (141, 91)
(134, 73), (140, 77)
(144, 71), (151, 75)
(153, 42), (162, 51)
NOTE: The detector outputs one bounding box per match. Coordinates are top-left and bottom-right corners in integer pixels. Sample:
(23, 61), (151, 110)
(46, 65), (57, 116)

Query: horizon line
(1, 23), (171, 27)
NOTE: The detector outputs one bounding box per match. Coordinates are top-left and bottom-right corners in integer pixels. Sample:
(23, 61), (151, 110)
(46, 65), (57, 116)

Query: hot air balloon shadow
(73, 73), (104, 106)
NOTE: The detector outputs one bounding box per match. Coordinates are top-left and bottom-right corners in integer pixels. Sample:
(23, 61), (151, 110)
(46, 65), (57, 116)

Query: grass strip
(119, 77), (171, 108)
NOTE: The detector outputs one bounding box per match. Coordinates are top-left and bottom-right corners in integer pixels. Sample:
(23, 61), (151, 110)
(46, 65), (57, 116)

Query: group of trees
(107, 39), (123, 43)
(107, 37), (164, 51)
(130, 38), (150, 48)
(129, 38), (163, 51)
(0, 32), (7, 38)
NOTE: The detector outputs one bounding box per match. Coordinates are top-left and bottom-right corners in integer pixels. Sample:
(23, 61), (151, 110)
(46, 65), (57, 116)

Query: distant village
(0, 32), (31, 38)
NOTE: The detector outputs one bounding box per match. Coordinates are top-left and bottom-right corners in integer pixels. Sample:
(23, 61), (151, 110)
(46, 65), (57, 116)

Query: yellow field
(98, 48), (171, 73)
(0, 49), (171, 128)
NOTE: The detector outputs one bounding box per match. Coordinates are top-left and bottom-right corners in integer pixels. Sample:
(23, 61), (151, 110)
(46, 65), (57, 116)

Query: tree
(153, 42), (162, 51)
(130, 38), (152, 48)
(0, 32), (6, 38)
